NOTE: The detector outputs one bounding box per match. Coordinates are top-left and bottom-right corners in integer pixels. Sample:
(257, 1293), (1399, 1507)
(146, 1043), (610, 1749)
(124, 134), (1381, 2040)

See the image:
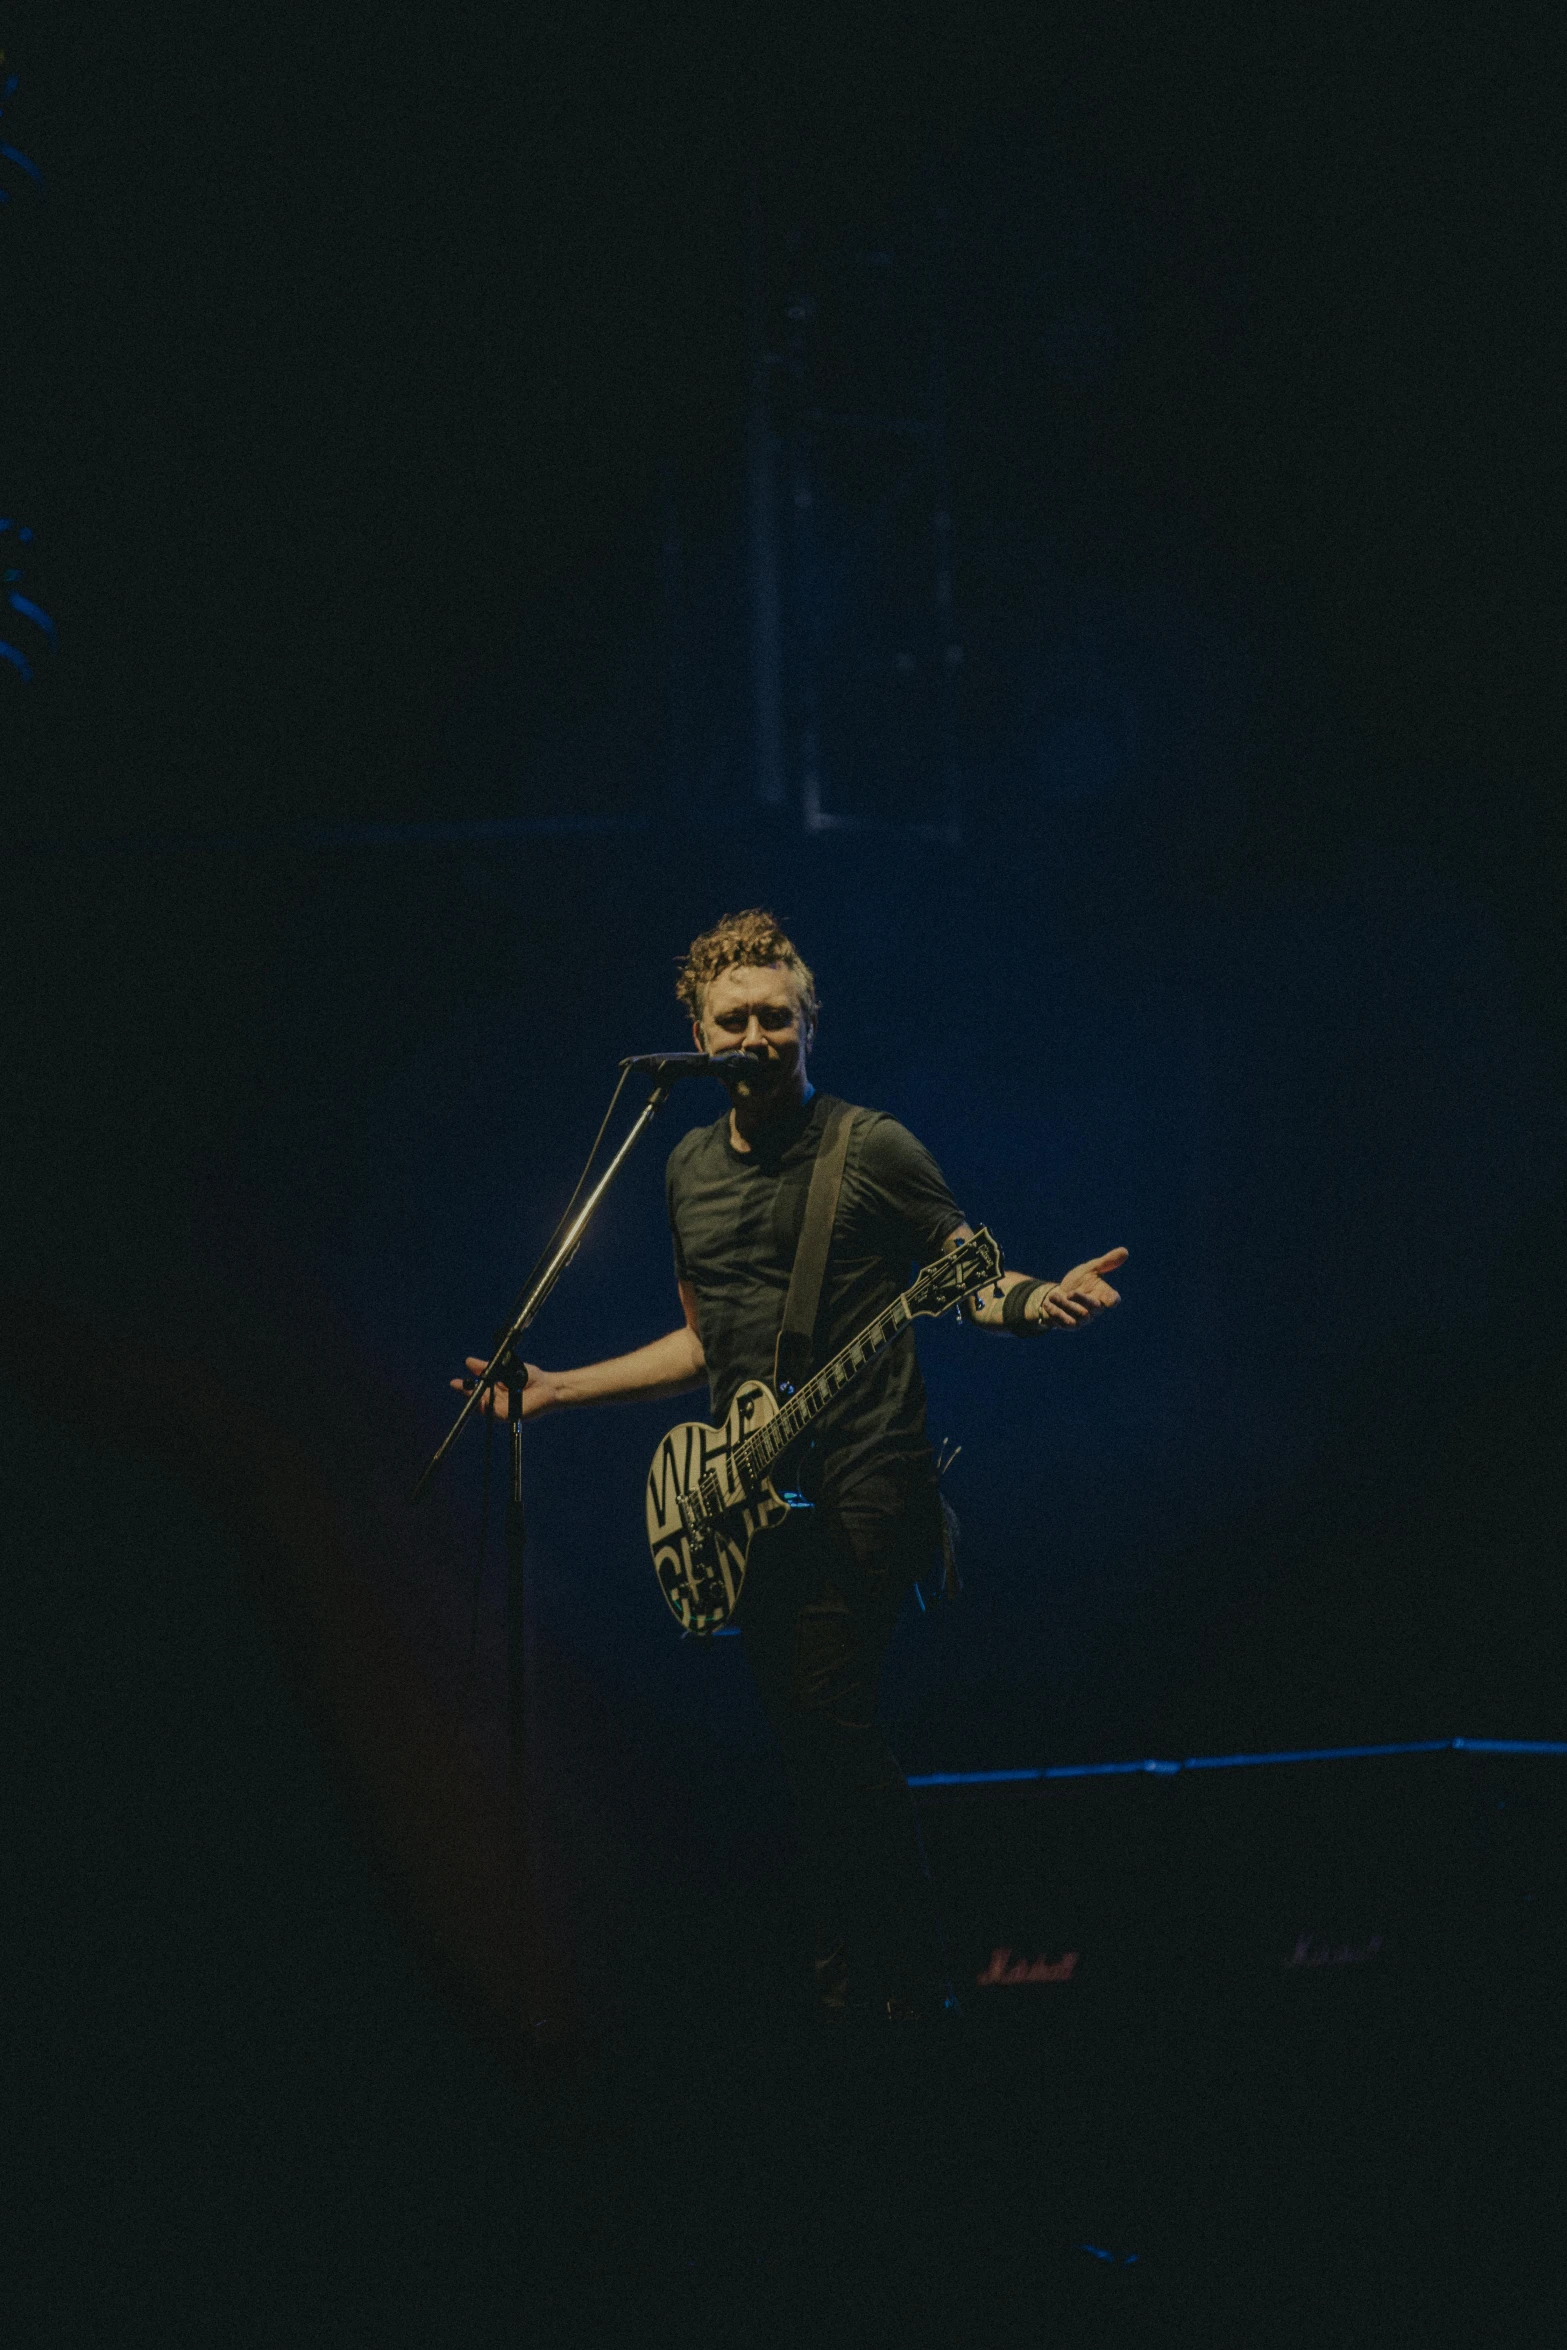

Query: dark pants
(738, 1486), (948, 2009)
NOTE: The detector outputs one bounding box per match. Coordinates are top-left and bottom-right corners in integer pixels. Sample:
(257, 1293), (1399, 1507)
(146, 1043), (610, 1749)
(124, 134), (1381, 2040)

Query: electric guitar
(645, 1227), (1004, 1634)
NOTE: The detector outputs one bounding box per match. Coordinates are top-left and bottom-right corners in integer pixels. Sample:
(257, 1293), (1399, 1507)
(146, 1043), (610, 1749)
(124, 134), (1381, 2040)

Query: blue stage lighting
(0, 520), (54, 681)
(910, 1737), (1567, 1787)
(0, 59), (42, 203)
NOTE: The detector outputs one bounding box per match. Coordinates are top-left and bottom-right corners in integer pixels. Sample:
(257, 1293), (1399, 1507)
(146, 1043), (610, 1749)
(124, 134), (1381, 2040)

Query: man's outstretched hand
(451, 1357), (560, 1420)
(1037, 1246), (1127, 1329)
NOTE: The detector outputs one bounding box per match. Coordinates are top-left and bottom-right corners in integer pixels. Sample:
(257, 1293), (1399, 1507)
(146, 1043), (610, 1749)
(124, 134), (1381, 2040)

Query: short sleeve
(855, 1115), (966, 1265)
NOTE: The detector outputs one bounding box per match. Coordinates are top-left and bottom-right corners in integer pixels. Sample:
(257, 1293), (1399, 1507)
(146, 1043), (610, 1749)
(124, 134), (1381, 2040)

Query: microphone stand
(410, 1071), (679, 2058)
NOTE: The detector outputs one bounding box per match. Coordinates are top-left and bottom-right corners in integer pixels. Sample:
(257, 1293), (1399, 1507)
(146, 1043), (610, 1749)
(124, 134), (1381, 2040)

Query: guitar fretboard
(732, 1293), (915, 1490)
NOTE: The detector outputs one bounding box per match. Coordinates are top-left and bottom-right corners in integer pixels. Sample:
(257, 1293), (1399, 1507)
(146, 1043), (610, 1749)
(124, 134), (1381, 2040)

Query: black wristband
(1002, 1278), (1049, 1334)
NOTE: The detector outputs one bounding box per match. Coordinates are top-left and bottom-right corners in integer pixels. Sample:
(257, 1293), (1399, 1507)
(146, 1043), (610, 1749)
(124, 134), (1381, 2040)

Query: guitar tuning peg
(991, 1282), (1004, 1299)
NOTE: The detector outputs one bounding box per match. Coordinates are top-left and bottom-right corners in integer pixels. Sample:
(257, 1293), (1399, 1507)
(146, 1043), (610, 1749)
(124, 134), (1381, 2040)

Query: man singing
(458, 909), (1126, 2022)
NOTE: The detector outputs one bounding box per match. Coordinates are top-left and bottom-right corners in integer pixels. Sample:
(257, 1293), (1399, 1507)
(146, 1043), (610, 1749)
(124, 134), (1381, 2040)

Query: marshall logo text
(976, 1947), (1080, 1986)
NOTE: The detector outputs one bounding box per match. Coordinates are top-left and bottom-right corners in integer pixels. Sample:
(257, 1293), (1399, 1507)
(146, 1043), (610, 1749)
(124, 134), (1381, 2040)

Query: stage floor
(22, 1912), (1562, 2347)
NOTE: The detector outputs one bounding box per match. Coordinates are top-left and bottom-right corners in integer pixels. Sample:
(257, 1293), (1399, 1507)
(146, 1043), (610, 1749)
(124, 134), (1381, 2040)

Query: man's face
(695, 961), (812, 1103)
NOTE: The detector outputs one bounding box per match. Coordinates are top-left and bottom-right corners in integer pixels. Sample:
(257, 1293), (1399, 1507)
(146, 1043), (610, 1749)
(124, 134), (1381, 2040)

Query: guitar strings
(727, 1240), (994, 1491)
(734, 1295), (913, 1485)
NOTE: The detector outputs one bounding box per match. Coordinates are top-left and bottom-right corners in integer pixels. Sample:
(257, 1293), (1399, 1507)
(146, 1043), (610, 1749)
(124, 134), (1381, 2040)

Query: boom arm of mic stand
(408, 1077), (675, 1504)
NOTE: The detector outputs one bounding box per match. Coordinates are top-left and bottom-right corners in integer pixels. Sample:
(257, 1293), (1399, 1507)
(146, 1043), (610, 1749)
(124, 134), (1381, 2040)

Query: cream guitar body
(643, 1227), (1004, 1634)
(644, 1379), (795, 1634)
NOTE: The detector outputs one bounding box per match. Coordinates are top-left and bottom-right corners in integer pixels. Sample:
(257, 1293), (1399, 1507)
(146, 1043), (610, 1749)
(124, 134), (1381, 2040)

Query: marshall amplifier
(913, 1739), (1567, 2029)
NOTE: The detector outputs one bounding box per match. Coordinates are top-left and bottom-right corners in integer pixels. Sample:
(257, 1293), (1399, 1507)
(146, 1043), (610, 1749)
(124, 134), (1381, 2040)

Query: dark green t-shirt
(665, 1091), (965, 1523)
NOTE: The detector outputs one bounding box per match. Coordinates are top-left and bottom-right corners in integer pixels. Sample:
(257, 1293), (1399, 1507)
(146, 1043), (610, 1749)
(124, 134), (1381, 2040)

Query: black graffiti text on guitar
(644, 1227), (1004, 1633)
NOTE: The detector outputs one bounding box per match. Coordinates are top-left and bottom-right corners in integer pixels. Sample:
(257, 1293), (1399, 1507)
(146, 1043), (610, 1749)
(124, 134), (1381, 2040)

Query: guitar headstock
(908, 1226), (1005, 1319)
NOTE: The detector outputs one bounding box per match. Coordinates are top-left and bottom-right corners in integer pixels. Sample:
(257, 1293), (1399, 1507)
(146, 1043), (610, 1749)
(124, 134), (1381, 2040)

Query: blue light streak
(1183, 1739), (1452, 1771)
(0, 142), (41, 187)
(911, 1759), (1179, 1787)
(1452, 1737), (1567, 1756)
(8, 592), (54, 645)
(909, 1737), (1567, 1788)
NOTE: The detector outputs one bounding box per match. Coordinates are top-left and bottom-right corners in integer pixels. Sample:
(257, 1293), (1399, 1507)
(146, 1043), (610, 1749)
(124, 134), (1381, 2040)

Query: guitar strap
(772, 1097), (859, 1399)
(772, 1098), (962, 1603)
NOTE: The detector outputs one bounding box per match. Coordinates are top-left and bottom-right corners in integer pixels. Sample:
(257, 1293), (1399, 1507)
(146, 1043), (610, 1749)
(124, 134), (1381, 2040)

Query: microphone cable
(490, 1061), (633, 1344)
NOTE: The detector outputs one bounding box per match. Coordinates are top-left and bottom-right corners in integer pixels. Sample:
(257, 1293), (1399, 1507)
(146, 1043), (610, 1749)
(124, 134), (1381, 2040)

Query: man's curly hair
(676, 908), (819, 1034)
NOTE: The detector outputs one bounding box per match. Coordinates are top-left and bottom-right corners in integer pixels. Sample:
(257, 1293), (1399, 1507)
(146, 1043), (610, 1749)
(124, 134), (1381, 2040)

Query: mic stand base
(404, 1076), (676, 2068)
(406, 1076), (678, 2069)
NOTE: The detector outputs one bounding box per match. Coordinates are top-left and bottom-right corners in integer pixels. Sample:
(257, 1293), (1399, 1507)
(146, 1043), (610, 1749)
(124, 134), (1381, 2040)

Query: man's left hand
(1034, 1247), (1128, 1329)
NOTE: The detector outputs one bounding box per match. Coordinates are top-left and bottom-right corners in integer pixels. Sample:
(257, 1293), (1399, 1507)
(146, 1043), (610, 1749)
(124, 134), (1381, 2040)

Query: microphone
(620, 1049), (759, 1082)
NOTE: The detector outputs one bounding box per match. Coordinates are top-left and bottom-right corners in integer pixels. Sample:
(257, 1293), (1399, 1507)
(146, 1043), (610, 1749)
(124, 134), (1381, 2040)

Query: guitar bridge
(680, 1479), (721, 1537)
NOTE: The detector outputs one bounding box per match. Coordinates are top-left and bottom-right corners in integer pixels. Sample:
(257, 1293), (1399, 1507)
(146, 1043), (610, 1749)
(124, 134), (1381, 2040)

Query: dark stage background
(7, 0), (1565, 2067)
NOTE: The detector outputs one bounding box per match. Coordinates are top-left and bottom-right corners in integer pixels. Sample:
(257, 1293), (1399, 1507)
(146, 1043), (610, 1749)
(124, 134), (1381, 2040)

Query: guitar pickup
(680, 1483), (718, 1533)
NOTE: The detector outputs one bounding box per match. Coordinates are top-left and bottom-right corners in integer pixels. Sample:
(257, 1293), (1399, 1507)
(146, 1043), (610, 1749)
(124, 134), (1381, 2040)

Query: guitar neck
(735, 1292), (915, 1486)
